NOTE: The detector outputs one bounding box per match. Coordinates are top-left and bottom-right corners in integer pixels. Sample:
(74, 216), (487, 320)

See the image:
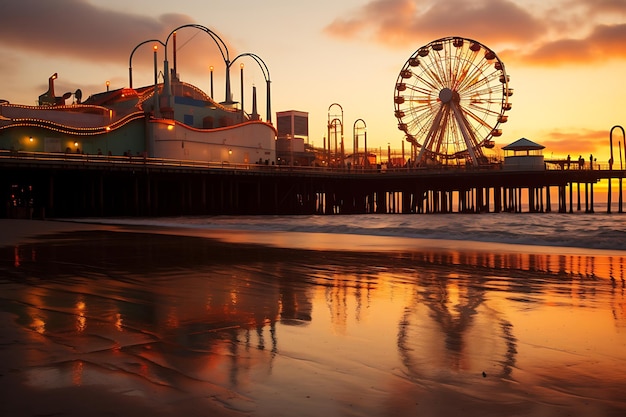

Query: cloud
(324, 0), (547, 48)
(324, 0), (418, 45)
(324, 0), (626, 66)
(540, 128), (609, 156)
(514, 23), (626, 65)
(0, 0), (242, 90)
(577, 0), (626, 15)
(0, 0), (194, 63)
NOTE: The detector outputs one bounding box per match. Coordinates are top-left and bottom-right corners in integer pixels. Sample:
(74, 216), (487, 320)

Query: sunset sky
(1, 0), (625, 163)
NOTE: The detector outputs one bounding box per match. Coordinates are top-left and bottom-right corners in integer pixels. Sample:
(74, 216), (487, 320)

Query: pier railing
(0, 149), (614, 175)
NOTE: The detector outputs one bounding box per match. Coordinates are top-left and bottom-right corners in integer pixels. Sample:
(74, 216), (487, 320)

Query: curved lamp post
(328, 103), (343, 167)
(328, 118), (343, 167)
(610, 125), (625, 213)
(162, 24), (231, 104)
(610, 125), (624, 170)
(353, 118), (366, 168)
(230, 52), (272, 123)
(128, 39), (165, 89)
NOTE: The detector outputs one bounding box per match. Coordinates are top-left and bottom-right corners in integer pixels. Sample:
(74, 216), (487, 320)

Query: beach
(1, 217), (626, 417)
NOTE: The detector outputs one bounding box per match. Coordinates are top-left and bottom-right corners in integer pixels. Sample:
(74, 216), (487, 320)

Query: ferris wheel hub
(439, 88), (453, 104)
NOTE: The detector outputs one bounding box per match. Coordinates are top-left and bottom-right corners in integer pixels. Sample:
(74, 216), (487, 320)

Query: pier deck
(1, 150), (625, 217)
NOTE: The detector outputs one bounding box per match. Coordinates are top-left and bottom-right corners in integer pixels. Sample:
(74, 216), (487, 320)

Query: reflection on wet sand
(1, 229), (625, 416)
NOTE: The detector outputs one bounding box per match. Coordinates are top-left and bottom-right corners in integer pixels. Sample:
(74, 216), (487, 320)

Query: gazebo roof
(502, 137), (545, 151)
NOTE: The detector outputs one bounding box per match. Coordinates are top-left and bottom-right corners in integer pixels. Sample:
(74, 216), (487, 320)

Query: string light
(0, 113), (144, 135)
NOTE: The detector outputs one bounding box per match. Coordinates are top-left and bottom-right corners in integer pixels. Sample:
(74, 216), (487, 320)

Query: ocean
(85, 211), (626, 251)
(1, 213), (625, 416)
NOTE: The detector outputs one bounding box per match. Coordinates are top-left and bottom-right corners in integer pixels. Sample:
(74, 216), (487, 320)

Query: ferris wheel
(394, 37), (513, 167)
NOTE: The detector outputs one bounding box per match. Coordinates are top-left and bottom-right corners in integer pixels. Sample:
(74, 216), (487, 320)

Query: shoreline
(2, 218), (625, 258)
(0, 219), (116, 248)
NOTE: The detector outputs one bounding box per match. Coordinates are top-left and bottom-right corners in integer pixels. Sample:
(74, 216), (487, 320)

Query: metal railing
(0, 149), (619, 176)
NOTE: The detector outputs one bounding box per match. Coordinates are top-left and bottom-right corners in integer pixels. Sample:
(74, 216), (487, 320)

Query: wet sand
(1, 219), (625, 417)
(0, 220), (243, 417)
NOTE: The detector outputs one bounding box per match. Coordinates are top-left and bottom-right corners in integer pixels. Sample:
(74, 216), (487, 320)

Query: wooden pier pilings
(1, 154), (624, 218)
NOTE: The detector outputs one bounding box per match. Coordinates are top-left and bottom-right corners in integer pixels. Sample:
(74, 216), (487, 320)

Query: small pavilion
(502, 137), (545, 171)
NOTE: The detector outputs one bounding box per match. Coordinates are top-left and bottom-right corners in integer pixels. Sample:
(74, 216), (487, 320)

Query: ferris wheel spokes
(451, 101), (484, 164)
(394, 37), (511, 167)
(416, 103), (448, 164)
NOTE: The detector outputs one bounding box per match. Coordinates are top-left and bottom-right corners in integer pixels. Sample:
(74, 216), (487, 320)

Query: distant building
(276, 110), (315, 165)
(276, 110), (308, 142)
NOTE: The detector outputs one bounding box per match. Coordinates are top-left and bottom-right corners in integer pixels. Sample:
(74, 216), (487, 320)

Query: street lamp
(209, 66), (214, 98)
(230, 53), (272, 123)
(610, 125), (625, 213)
(162, 24), (231, 106)
(610, 125), (624, 171)
(240, 63), (244, 122)
(153, 44), (159, 117)
(328, 103), (343, 167)
(353, 119), (366, 168)
(128, 38), (165, 89)
(328, 118), (341, 167)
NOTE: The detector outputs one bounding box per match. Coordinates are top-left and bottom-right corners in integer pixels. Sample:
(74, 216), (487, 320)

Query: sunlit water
(1, 213), (625, 416)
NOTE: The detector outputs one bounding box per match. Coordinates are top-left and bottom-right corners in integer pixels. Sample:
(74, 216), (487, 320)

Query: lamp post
(163, 24), (231, 106)
(610, 125), (624, 171)
(230, 53), (272, 123)
(128, 39), (165, 89)
(328, 118), (341, 168)
(364, 126), (368, 168)
(328, 103), (343, 168)
(610, 125), (625, 213)
(209, 66), (214, 98)
(353, 119), (366, 168)
(153, 44), (159, 117)
(240, 63), (244, 122)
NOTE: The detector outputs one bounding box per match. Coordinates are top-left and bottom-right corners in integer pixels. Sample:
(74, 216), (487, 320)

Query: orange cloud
(539, 128), (614, 157)
(519, 24), (626, 65)
(576, 0), (626, 15)
(324, 0), (418, 45)
(324, 0), (546, 48)
(324, 0), (626, 67)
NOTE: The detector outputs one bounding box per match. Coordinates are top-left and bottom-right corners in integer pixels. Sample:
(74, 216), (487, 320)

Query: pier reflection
(1, 229), (625, 414)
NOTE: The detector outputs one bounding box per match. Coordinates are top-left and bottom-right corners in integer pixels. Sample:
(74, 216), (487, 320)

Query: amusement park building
(0, 73), (277, 165)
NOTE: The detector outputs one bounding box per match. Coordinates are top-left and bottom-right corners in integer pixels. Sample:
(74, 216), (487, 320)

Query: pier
(2, 150), (625, 218)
